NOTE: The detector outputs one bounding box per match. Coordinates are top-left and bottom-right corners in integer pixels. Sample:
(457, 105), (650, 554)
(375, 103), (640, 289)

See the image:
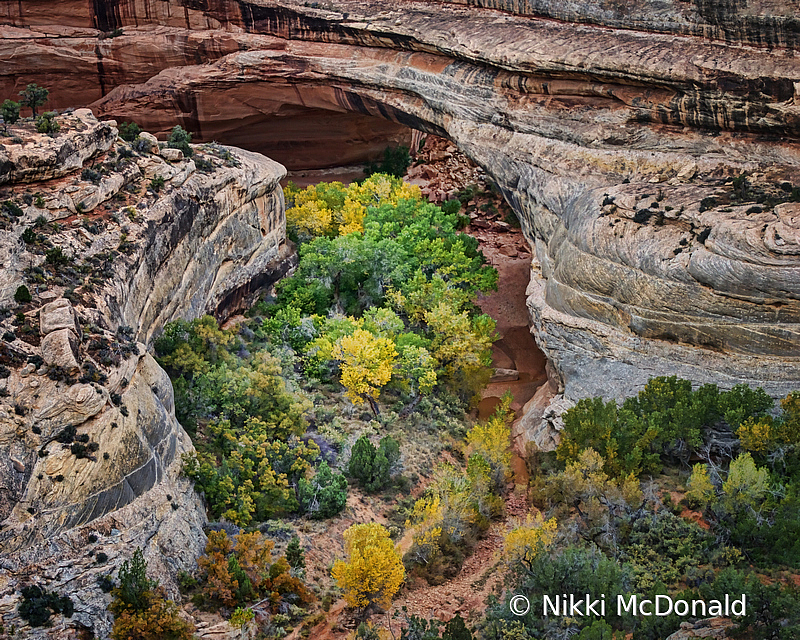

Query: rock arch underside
(1, 0), (800, 633)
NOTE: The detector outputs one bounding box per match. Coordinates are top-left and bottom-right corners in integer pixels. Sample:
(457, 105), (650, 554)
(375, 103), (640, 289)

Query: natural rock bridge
(2, 0), (800, 438)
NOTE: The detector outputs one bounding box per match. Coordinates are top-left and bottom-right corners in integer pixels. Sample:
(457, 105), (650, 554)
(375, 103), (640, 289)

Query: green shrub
(348, 434), (400, 492)
(364, 145), (411, 178)
(115, 548), (158, 611)
(167, 125), (193, 157)
(45, 246), (69, 267)
(149, 176), (165, 192)
(286, 536), (306, 570)
(1, 99), (20, 125)
(557, 377), (774, 477)
(442, 614), (473, 640)
(21, 227), (37, 244)
(2, 200), (23, 217)
(118, 122), (141, 142)
(35, 111), (60, 135)
(14, 285), (32, 304)
(82, 167), (102, 184)
(298, 460), (348, 519)
(18, 585), (73, 627)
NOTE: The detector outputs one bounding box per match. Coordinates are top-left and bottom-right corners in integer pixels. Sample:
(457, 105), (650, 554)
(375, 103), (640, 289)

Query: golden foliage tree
(111, 596), (195, 640)
(331, 523), (404, 610)
(502, 512), (557, 572)
(197, 530), (312, 611)
(466, 393), (513, 491)
(736, 416), (775, 452)
(685, 463), (716, 510)
(284, 175), (421, 241)
(541, 448), (642, 544)
(197, 530), (238, 607)
(332, 329), (397, 411)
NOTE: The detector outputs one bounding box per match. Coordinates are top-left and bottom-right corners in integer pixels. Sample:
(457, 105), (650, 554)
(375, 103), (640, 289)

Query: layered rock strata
(1, 0), (799, 444)
(0, 109), (291, 636)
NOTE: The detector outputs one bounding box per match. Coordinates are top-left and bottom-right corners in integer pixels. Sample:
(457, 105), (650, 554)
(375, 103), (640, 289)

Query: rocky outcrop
(666, 617), (735, 639)
(0, 110), (292, 636)
(0, 110), (116, 185)
(1, 1), (799, 443)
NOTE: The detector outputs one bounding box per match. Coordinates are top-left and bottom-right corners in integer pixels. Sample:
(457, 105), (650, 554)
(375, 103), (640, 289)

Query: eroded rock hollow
(2, 0), (800, 446)
(2, 4), (799, 425)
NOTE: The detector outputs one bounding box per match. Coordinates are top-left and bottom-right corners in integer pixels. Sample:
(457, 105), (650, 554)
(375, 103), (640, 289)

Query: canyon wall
(1, 0), (799, 440)
(0, 110), (291, 636)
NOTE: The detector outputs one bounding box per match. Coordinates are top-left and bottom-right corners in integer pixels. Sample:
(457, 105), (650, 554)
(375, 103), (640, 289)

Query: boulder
(40, 328), (80, 370)
(490, 368), (520, 382)
(666, 618), (735, 639)
(138, 131), (159, 153)
(160, 147), (184, 162)
(40, 298), (81, 338)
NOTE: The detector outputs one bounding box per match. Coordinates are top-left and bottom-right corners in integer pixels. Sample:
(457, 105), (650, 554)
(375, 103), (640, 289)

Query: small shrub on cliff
(82, 167), (102, 184)
(45, 246), (69, 267)
(1, 99), (20, 125)
(18, 585), (74, 627)
(167, 125), (193, 157)
(19, 83), (49, 117)
(3, 200), (23, 217)
(35, 111), (60, 135)
(14, 285), (32, 304)
(118, 122), (141, 142)
(149, 176), (165, 193)
(21, 227), (37, 244)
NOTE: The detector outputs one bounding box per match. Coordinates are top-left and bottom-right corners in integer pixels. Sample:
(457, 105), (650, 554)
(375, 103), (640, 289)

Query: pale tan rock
(40, 298), (81, 337)
(677, 162), (698, 180)
(40, 328), (80, 370)
(160, 147), (183, 162)
(0, 111), (116, 186)
(138, 131), (159, 152)
(666, 617), (735, 639)
(490, 368), (519, 382)
(0, 116), (293, 638)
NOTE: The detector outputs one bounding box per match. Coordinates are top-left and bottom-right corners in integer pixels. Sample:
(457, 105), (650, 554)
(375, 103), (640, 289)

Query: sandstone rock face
(0, 111), (292, 637)
(2, 0), (799, 453)
(0, 109), (116, 185)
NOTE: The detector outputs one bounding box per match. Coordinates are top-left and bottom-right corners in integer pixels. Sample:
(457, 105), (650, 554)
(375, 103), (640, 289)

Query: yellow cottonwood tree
(405, 494), (445, 565)
(466, 393), (513, 491)
(685, 463), (716, 509)
(502, 512), (557, 572)
(286, 199), (333, 238)
(331, 523), (404, 610)
(736, 416), (774, 452)
(332, 329), (397, 410)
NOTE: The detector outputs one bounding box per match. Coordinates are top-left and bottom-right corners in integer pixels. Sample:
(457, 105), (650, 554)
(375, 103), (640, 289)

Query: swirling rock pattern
(0, 111), (292, 636)
(2, 0), (798, 447)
